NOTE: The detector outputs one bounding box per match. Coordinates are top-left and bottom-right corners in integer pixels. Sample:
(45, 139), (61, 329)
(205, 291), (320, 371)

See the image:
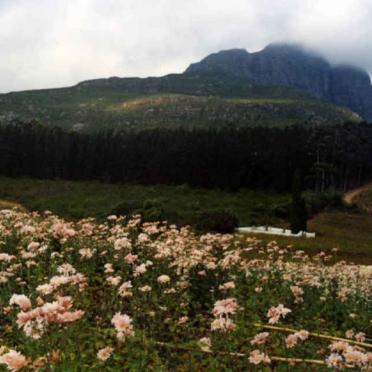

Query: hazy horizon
(1, 0), (371, 93)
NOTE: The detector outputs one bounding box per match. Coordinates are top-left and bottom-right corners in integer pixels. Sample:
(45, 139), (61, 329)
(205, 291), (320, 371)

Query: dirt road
(343, 182), (372, 205)
(0, 199), (26, 211)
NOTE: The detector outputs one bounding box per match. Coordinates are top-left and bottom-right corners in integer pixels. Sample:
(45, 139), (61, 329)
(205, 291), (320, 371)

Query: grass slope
(243, 212), (372, 264)
(0, 74), (360, 132)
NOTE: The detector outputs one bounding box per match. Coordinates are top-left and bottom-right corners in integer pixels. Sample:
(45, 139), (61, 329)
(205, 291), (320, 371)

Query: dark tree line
(0, 121), (371, 192)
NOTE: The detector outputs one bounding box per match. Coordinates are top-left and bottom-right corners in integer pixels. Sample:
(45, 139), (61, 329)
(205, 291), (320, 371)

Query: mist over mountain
(186, 43), (372, 121)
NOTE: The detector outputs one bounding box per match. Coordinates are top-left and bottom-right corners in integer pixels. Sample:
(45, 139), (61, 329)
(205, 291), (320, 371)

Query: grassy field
(0, 176), (371, 263)
(241, 212), (372, 264)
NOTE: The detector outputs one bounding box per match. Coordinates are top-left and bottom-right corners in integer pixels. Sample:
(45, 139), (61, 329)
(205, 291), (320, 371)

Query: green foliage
(304, 191), (344, 215)
(111, 199), (167, 223)
(195, 209), (239, 233)
(0, 176), (287, 225)
(140, 199), (166, 222)
(111, 200), (143, 216)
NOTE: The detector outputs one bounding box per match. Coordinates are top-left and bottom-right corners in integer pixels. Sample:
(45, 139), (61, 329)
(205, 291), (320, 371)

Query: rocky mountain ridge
(186, 43), (372, 121)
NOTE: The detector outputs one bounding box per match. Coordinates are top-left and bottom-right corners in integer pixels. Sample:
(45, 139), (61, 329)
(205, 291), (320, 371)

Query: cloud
(0, 0), (371, 92)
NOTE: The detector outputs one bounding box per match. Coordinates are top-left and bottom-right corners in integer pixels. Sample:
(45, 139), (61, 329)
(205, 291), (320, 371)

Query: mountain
(0, 74), (358, 132)
(186, 43), (372, 121)
(0, 44), (364, 132)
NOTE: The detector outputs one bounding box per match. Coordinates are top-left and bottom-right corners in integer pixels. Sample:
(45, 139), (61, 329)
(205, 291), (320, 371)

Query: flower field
(0, 209), (371, 371)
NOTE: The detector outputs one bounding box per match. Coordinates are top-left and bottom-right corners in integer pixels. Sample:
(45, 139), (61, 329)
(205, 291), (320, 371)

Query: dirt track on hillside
(343, 182), (372, 205)
(0, 199), (27, 211)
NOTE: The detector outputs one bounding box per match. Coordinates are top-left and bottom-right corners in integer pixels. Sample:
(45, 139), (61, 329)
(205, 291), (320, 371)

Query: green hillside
(0, 73), (360, 132)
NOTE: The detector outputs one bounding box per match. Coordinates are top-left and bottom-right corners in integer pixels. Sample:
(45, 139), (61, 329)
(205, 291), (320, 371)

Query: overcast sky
(0, 0), (371, 93)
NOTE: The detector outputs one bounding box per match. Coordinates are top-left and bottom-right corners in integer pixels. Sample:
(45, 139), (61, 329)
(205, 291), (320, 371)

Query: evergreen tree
(290, 170), (308, 233)
(0, 121), (371, 192)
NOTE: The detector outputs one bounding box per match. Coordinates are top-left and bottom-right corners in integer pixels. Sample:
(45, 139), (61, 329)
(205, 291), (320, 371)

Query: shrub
(140, 199), (166, 222)
(304, 192), (344, 215)
(290, 170), (308, 233)
(273, 203), (290, 219)
(111, 200), (142, 216)
(195, 209), (239, 233)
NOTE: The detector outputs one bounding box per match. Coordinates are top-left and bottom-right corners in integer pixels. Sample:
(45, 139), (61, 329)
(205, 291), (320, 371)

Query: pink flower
(104, 263), (114, 273)
(114, 237), (131, 251)
(290, 285), (304, 303)
(329, 341), (350, 353)
(285, 334), (298, 348)
(345, 329), (354, 338)
(9, 295), (32, 311)
(249, 350), (271, 365)
(267, 304), (291, 324)
(78, 248), (94, 259)
(212, 298), (238, 317)
(177, 316), (188, 324)
(355, 332), (366, 342)
(290, 286), (304, 296)
(295, 330), (309, 341)
(198, 337), (212, 352)
(124, 254), (138, 264)
(97, 346), (114, 361)
(344, 350), (368, 366)
(210, 317), (236, 332)
(111, 313), (134, 340)
(57, 263), (76, 275)
(285, 330), (309, 348)
(137, 233), (149, 243)
(0, 350), (28, 371)
(251, 332), (269, 345)
(15, 296), (84, 339)
(27, 242), (40, 251)
(139, 285), (152, 292)
(0, 253), (15, 262)
(134, 264), (147, 276)
(106, 276), (121, 286)
(51, 222), (76, 241)
(57, 310), (85, 323)
(326, 353), (343, 368)
(118, 281), (133, 298)
(157, 275), (171, 284)
(36, 284), (54, 295)
(218, 281), (235, 290)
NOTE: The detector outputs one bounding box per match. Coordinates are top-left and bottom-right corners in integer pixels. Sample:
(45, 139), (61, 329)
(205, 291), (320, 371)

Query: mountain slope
(0, 73), (360, 132)
(186, 43), (372, 121)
